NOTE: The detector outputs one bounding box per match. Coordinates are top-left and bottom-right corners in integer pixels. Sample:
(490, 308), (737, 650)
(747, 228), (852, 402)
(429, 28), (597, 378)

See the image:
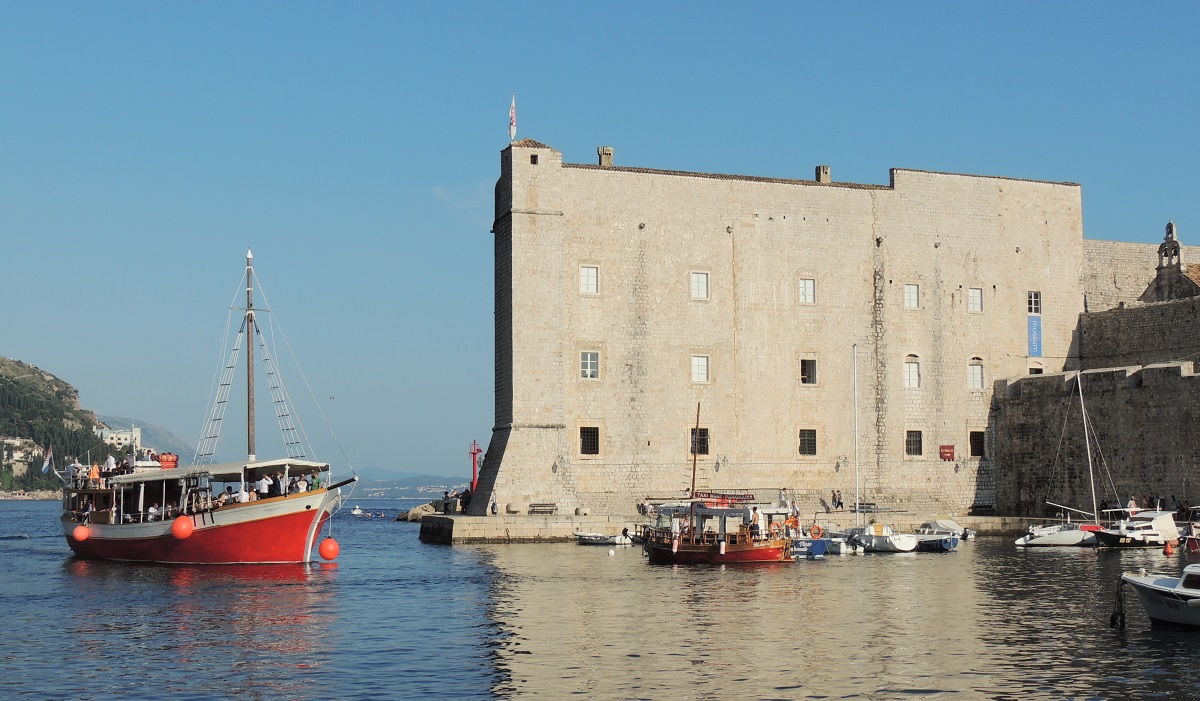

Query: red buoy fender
(319, 537), (340, 561)
(171, 516), (194, 539)
(73, 525), (90, 541)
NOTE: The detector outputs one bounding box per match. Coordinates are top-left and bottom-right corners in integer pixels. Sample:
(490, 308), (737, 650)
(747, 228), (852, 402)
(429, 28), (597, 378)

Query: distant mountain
(349, 470), (471, 500)
(95, 415), (194, 457)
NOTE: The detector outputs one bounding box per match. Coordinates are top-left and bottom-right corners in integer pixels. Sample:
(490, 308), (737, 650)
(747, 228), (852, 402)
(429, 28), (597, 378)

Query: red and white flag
(508, 93), (517, 142)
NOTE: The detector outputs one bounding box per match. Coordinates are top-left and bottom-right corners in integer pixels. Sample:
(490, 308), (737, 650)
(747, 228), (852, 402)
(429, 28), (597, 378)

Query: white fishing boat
(56, 251), (356, 564)
(914, 519), (962, 552)
(846, 523), (917, 553)
(573, 529), (633, 546)
(1118, 564), (1200, 627)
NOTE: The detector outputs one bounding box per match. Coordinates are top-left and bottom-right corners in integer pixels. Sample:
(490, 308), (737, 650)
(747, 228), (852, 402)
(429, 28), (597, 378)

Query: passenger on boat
(296, 475), (308, 492)
(88, 462), (101, 488)
(104, 454), (116, 473)
(256, 474), (271, 500)
(237, 487), (251, 503)
(267, 473), (282, 498)
(750, 507), (762, 539)
(147, 503), (160, 521)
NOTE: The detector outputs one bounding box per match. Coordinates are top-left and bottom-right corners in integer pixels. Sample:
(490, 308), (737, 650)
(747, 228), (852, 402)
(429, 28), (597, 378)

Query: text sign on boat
(939, 445), (955, 461)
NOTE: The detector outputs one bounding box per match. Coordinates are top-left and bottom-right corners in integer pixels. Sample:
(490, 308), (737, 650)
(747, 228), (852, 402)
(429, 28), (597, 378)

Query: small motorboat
(574, 528), (633, 546)
(846, 523), (917, 553)
(1118, 564), (1200, 627)
(914, 520), (962, 552)
(1095, 510), (1180, 549)
(351, 505), (364, 516)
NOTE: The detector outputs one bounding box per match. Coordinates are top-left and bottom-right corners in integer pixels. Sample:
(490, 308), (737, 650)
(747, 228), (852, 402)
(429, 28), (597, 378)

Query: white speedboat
(1119, 564), (1200, 627)
(574, 528), (632, 546)
(1095, 510), (1180, 549)
(351, 505), (364, 516)
(1015, 520), (1100, 547)
(847, 524), (917, 553)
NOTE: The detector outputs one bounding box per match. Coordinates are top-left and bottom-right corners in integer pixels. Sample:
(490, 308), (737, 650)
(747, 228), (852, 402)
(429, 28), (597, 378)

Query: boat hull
(1122, 573), (1200, 627)
(63, 490), (336, 564)
(643, 538), (790, 565)
(915, 535), (959, 553)
(1095, 531), (1176, 549)
(1015, 525), (1099, 547)
(790, 537), (829, 559)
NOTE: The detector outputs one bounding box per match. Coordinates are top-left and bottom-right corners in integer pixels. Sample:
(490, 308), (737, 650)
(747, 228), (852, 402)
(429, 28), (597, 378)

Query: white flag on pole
(508, 93), (517, 142)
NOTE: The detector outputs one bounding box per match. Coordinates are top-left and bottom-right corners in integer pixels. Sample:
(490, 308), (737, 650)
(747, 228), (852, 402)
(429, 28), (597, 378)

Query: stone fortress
(467, 138), (1199, 521)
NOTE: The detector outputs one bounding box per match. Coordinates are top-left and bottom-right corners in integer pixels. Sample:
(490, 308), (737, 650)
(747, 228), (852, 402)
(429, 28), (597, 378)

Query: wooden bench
(528, 503), (558, 515)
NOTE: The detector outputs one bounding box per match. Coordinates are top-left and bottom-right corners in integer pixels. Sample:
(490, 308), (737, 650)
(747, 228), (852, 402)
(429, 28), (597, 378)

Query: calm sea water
(2, 499), (1198, 700)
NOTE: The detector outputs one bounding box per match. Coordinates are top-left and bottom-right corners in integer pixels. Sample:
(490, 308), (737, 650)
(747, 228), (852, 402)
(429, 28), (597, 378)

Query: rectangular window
(904, 361), (921, 388)
(580, 351), (599, 379)
(690, 428), (710, 456)
(690, 272), (709, 300)
(798, 429), (817, 456)
(968, 363), (984, 390)
(580, 266), (598, 294)
(1028, 291), (1041, 315)
(905, 430), (923, 456)
(969, 431), (986, 458)
(691, 355), (709, 383)
(904, 284), (920, 309)
(968, 287), (983, 313)
(580, 427), (600, 455)
(800, 358), (817, 385)
(799, 278), (815, 304)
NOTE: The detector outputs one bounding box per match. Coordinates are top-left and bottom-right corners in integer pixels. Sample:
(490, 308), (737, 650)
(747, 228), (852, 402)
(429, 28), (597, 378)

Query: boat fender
(672, 538), (679, 554)
(171, 516), (194, 540)
(73, 525), (90, 541)
(810, 525), (824, 539)
(719, 539), (726, 555)
(319, 537), (340, 561)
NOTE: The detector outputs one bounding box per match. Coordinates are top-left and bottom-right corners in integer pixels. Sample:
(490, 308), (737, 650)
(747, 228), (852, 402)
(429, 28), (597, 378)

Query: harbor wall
(418, 513), (1031, 545)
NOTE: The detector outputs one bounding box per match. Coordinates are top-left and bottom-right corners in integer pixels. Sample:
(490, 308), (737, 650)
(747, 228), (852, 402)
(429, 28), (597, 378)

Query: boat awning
(106, 458), (329, 485)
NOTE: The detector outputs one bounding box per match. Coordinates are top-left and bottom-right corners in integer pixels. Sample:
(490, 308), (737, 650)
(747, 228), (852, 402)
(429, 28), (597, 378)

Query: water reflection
(60, 560), (337, 700)
(478, 540), (1200, 700)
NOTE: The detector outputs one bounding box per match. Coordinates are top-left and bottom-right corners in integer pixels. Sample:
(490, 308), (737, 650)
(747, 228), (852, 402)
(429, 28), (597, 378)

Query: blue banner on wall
(1028, 316), (1042, 357)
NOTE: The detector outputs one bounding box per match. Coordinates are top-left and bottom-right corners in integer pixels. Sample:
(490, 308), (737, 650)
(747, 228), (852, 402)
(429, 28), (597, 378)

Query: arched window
(968, 357), (984, 390)
(904, 355), (921, 388)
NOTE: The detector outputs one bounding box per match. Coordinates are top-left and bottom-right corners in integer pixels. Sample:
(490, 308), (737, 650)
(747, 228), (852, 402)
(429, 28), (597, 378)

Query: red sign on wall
(939, 445), (955, 461)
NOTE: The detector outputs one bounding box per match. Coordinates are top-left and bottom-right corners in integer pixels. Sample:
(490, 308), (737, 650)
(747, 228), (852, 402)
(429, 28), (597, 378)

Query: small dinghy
(573, 528), (633, 546)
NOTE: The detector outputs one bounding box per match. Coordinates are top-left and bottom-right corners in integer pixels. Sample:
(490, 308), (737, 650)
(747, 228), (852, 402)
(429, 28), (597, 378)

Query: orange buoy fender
(73, 525), (90, 541)
(1165, 540), (1175, 556)
(810, 525), (824, 539)
(171, 516), (194, 539)
(319, 537), (340, 561)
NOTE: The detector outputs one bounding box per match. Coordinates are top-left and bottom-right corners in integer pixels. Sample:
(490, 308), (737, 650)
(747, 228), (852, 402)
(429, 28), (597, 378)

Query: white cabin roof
(106, 458), (329, 485)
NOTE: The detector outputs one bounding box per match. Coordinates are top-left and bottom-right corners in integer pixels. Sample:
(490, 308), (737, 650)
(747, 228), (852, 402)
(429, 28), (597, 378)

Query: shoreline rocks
(0, 490), (58, 500)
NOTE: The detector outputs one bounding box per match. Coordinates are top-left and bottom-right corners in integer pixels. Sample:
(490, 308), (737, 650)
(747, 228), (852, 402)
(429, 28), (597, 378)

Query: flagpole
(508, 91), (517, 143)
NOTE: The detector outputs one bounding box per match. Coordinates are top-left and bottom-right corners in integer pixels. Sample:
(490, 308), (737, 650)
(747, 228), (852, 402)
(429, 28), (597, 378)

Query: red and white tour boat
(58, 251), (356, 564)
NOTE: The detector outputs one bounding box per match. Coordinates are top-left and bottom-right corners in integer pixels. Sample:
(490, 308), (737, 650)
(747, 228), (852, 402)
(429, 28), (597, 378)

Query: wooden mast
(689, 402), (700, 544)
(246, 250), (256, 461)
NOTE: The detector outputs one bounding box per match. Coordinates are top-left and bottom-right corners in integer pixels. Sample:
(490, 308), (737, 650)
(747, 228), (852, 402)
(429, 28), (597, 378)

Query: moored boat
(1095, 510), (1180, 549)
(640, 504), (791, 564)
(1118, 564), (1200, 627)
(914, 519), (962, 552)
(846, 523), (917, 553)
(574, 529), (633, 546)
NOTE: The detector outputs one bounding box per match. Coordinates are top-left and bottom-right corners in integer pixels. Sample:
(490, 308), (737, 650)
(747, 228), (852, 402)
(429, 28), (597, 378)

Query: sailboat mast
(246, 250), (256, 461)
(690, 402), (700, 496)
(853, 343), (860, 528)
(1077, 371), (1098, 522)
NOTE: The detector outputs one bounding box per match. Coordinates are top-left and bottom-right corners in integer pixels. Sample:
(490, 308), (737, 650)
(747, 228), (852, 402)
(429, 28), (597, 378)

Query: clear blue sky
(2, 4), (1196, 477)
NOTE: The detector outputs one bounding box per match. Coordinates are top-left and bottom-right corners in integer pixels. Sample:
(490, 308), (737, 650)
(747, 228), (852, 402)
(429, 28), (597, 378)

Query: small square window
(580, 351), (599, 379)
(580, 427), (599, 455)
(800, 358), (817, 385)
(691, 272), (709, 300)
(968, 287), (983, 313)
(798, 429), (817, 456)
(530, 154), (539, 165)
(904, 284), (920, 309)
(1028, 291), (1042, 315)
(691, 355), (709, 383)
(905, 430), (923, 456)
(969, 431), (986, 458)
(690, 428), (709, 456)
(799, 278), (815, 304)
(580, 266), (598, 295)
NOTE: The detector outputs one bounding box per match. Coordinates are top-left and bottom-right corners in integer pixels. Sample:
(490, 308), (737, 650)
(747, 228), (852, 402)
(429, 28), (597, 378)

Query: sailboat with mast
(57, 251), (356, 564)
(1014, 370), (1102, 547)
(639, 404), (791, 564)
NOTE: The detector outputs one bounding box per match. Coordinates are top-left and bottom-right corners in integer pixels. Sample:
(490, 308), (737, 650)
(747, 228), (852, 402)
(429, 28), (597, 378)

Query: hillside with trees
(0, 357), (113, 491)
